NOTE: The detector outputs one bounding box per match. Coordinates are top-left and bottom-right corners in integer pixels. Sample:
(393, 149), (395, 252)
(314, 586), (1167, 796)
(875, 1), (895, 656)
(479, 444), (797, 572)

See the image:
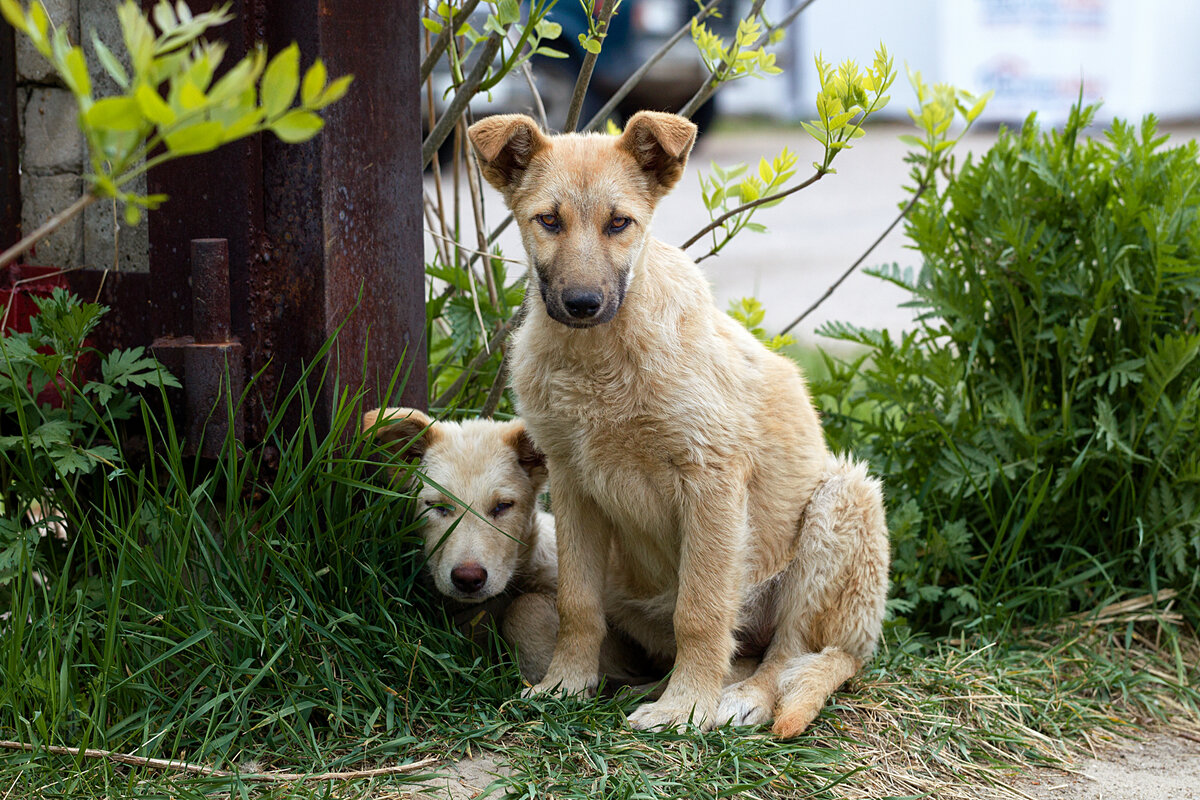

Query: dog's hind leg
(716, 456), (888, 735)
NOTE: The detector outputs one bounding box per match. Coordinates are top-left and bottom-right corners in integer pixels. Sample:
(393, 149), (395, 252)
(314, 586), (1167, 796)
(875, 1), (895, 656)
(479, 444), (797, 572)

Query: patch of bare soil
(1014, 731), (1200, 800)
(409, 753), (511, 799)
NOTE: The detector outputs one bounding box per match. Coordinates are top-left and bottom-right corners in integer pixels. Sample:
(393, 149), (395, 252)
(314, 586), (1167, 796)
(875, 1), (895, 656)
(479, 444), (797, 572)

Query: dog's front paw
(521, 671), (598, 699)
(714, 680), (774, 728)
(627, 696), (717, 732)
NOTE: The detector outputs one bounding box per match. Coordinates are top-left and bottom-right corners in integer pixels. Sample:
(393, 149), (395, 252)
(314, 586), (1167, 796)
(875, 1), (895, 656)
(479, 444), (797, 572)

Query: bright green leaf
(91, 33), (129, 89)
(163, 119), (223, 154)
(261, 41), (300, 117)
(300, 58), (326, 106)
(85, 96), (143, 131)
(135, 84), (175, 125)
(271, 109), (323, 143)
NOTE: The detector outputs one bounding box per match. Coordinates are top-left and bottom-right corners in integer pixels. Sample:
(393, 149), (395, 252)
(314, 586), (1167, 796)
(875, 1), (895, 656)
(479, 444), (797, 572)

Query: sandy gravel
(1014, 732), (1200, 800)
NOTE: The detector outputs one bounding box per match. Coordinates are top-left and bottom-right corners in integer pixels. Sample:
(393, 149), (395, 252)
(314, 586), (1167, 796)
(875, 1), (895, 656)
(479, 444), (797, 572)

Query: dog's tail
(771, 647), (861, 738)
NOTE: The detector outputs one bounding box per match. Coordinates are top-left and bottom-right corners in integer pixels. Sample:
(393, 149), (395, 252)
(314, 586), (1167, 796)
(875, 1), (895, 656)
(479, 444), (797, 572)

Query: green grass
(0, 345), (1197, 800)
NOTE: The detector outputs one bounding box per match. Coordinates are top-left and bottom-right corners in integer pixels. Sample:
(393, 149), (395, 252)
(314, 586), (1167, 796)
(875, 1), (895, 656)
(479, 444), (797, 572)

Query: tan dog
(362, 407), (556, 623)
(467, 111), (890, 737)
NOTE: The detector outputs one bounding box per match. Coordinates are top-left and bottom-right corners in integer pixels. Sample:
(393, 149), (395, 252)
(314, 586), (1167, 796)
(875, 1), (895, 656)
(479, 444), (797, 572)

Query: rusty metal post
(259, 0), (427, 427)
(147, 0), (426, 446)
(184, 239), (244, 457)
(1, 20), (19, 250)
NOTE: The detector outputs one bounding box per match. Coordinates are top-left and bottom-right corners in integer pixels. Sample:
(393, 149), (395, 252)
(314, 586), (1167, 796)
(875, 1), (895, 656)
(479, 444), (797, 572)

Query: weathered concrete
(20, 172), (83, 266)
(14, 0), (75, 84)
(21, 86), (83, 173)
(82, 180), (150, 272)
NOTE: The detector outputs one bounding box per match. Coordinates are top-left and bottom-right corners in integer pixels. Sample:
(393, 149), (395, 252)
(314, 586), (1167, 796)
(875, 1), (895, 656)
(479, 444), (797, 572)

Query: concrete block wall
(15, 0), (149, 272)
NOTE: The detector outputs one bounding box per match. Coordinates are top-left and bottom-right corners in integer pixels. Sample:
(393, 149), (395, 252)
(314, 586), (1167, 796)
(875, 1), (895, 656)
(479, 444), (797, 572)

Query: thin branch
(678, 0), (819, 119)
(509, 27), (549, 131)
(678, 0), (767, 119)
(465, 130), (500, 309)
(425, 227), (525, 266)
(420, 0), (483, 83)
(426, 27), (454, 268)
(681, 171), (824, 252)
(0, 740), (437, 783)
(480, 350), (509, 418)
(563, 0), (617, 133)
(0, 193), (97, 270)
(581, 0), (723, 132)
(432, 313), (519, 409)
(779, 185), (926, 336)
(422, 30), (504, 168)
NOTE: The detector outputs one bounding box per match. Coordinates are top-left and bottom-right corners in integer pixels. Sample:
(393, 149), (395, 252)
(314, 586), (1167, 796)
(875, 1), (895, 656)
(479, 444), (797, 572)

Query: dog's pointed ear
(468, 114), (549, 193)
(503, 421), (548, 487)
(362, 407), (440, 460)
(619, 111), (698, 195)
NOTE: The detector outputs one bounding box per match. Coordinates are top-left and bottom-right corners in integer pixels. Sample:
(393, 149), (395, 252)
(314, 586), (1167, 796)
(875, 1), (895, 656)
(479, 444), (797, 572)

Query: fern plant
(0, 290), (179, 586)
(816, 103), (1200, 629)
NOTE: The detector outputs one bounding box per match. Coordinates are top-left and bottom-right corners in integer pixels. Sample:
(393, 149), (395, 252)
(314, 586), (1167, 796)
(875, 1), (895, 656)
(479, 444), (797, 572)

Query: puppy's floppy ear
(362, 407), (440, 460)
(618, 111), (698, 195)
(503, 421), (548, 486)
(467, 114), (549, 193)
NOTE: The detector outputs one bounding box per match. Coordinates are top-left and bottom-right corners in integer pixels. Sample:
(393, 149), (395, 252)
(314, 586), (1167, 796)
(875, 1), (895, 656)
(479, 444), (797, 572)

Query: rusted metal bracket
(152, 239), (244, 458)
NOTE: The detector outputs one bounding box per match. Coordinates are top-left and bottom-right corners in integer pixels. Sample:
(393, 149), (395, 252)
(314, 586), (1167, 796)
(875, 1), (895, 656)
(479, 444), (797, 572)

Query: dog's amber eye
(424, 500), (454, 517)
(608, 216), (631, 232)
(490, 501), (514, 517)
(536, 213), (559, 230)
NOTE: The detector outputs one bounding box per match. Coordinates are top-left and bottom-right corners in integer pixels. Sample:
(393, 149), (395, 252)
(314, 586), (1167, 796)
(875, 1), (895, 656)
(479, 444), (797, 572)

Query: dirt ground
(407, 730), (1200, 799)
(1013, 732), (1200, 800)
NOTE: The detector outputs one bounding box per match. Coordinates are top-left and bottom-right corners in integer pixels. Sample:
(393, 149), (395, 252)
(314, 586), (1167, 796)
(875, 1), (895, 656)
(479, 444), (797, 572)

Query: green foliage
(0, 0), (351, 224)
(800, 46), (895, 174)
(698, 146), (797, 255)
(690, 14), (782, 82)
(816, 104), (1200, 629)
(0, 289), (178, 585)
(727, 297), (794, 352)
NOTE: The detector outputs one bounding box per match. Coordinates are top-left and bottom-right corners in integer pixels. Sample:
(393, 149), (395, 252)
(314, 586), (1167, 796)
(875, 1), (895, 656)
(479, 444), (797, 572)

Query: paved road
(426, 119), (1200, 345)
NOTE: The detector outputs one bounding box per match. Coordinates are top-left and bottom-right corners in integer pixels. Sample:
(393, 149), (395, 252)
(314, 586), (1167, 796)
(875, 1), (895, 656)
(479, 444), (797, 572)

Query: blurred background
(431, 0), (1200, 340)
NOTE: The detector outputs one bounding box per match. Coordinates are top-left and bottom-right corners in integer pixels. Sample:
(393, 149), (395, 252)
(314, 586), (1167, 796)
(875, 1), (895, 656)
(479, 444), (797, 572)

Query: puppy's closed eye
(424, 499), (455, 517)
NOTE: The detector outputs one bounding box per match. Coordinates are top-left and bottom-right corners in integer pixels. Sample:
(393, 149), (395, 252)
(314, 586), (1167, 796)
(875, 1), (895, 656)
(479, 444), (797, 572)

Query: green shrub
(816, 104), (1200, 629)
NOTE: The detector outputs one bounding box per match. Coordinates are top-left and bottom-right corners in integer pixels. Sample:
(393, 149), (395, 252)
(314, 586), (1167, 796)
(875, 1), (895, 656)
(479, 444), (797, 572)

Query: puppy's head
(363, 407), (547, 603)
(468, 111), (697, 328)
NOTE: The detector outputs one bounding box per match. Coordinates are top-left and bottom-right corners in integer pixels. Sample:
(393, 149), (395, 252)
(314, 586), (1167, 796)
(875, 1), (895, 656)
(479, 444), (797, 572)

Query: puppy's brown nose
(451, 562), (488, 594)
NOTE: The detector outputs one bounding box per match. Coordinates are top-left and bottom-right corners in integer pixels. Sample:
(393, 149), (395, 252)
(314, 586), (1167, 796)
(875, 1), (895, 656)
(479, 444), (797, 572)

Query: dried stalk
(432, 314), (518, 409)
(563, 0), (616, 133)
(422, 31), (503, 168)
(0, 193), (97, 270)
(0, 740), (437, 783)
(779, 186), (925, 336)
(582, 0), (723, 132)
(420, 0), (483, 83)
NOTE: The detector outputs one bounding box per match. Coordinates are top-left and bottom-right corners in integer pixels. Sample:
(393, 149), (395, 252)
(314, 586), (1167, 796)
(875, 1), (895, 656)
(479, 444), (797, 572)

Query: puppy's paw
(521, 671), (598, 699)
(627, 696), (716, 732)
(714, 680), (774, 728)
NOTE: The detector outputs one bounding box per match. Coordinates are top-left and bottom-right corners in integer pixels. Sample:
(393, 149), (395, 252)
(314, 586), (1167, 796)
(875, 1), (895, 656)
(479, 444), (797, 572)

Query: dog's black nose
(451, 562), (488, 593)
(562, 289), (602, 319)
